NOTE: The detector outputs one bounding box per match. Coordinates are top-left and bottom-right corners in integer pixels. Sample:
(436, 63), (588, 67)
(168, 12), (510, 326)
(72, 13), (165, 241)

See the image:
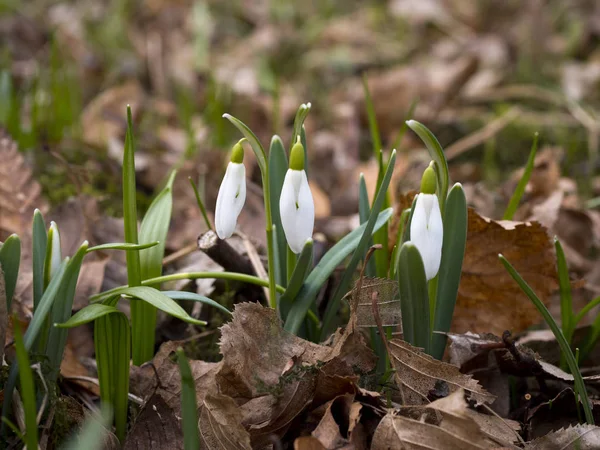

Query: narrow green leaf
(32, 209), (47, 311)
(222, 113), (267, 174)
(555, 237), (574, 370)
(390, 208), (411, 280)
(188, 177), (213, 231)
(0, 233), (20, 310)
(14, 322), (38, 450)
(279, 239), (313, 320)
(398, 243), (430, 353)
(283, 208), (393, 335)
(391, 97), (419, 151)
(406, 120), (450, 213)
(55, 304), (121, 328)
(320, 151), (397, 339)
(123, 286), (205, 326)
(269, 135), (289, 288)
(362, 75), (382, 160)
(177, 348), (200, 450)
(300, 126), (309, 175)
(359, 174), (376, 278)
(87, 241), (159, 253)
(503, 133), (539, 220)
(0, 70), (12, 124)
(162, 290), (230, 317)
(500, 254), (594, 425)
(61, 407), (113, 450)
(2, 259), (69, 425)
(46, 241), (89, 383)
(134, 170), (176, 364)
(431, 184), (468, 360)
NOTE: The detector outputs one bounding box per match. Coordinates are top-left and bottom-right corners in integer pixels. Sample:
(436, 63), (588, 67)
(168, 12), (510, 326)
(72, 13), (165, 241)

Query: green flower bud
(230, 139), (245, 164)
(289, 137), (305, 171)
(420, 162), (437, 194)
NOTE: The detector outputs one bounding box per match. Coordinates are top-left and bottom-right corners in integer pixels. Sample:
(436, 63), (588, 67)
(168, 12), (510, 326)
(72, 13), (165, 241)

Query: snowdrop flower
(410, 164), (443, 280)
(280, 138), (314, 254)
(48, 221), (62, 279)
(215, 140), (247, 239)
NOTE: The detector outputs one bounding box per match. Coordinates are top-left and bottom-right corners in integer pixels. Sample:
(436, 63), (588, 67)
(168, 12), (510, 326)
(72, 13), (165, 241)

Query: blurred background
(2, 0), (600, 283)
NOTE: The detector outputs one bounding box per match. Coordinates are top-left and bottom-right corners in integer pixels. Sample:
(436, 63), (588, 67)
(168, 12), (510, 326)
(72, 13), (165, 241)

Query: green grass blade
(406, 120), (450, 213)
(279, 239), (313, 320)
(284, 208), (394, 335)
(555, 238), (574, 370)
(123, 286), (206, 326)
(14, 322), (38, 450)
(391, 97), (419, 151)
(188, 177), (213, 231)
(398, 242), (430, 353)
(320, 151), (397, 340)
(176, 348), (200, 450)
(61, 407), (113, 450)
(32, 209), (48, 311)
(500, 254), (594, 425)
(390, 208), (411, 281)
(269, 135), (289, 288)
(46, 241), (89, 383)
(431, 184), (468, 360)
(359, 174), (377, 278)
(222, 113), (267, 173)
(56, 304), (121, 328)
(0, 70), (12, 125)
(135, 170), (176, 364)
(87, 242), (159, 253)
(0, 233), (20, 310)
(503, 132), (539, 220)
(161, 291), (232, 316)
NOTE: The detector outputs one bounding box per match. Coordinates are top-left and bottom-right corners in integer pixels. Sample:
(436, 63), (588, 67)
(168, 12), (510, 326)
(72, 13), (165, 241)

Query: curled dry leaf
(524, 424), (600, 450)
(310, 394), (364, 450)
(388, 338), (495, 406)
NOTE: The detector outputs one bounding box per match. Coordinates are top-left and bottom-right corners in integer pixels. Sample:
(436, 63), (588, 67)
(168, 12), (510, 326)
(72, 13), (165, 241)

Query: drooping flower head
(215, 139), (247, 239)
(280, 138), (315, 254)
(410, 163), (443, 280)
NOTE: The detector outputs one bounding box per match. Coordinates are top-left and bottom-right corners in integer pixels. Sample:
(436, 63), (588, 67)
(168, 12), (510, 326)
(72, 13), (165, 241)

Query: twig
(197, 230), (255, 276)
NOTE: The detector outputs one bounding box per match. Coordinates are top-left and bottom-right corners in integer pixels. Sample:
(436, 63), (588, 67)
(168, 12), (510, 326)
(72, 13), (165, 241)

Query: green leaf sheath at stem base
(13, 323), (38, 450)
(431, 184), (468, 360)
(503, 133), (539, 220)
(0, 233), (21, 310)
(95, 310), (131, 442)
(319, 151), (397, 340)
(284, 208), (393, 335)
(398, 243), (430, 354)
(500, 254), (594, 425)
(177, 348), (200, 450)
(279, 239), (313, 320)
(223, 113), (277, 307)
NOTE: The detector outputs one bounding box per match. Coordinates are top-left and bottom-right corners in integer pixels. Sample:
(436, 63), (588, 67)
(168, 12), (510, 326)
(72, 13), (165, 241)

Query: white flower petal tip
(410, 193), (443, 280)
(280, 169), (315, 254)
(215, 162), (246, 239)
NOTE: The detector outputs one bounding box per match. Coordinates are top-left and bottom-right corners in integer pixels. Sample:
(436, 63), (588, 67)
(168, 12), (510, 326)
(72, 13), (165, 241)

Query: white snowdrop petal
(409, 193), (443, 280)
(279, 169), (315, 254)
(215, 162), (246, 239)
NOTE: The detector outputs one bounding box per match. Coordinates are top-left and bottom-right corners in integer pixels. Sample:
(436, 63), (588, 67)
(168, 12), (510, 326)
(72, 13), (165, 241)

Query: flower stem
(143, 272), (286, 294)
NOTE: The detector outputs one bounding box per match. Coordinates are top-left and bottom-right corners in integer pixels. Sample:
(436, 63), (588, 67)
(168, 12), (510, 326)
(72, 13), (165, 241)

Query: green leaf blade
(503, 133), (539, 220)
(177, 348), (200, 450)
(0, 233), (21, 310)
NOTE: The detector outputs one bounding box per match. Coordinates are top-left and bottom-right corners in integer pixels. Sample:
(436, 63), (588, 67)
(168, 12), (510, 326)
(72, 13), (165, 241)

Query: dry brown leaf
(124, 395), (183, 450)
(455, 209), (558, 335)
(198, 392), (252, 450)
(371, 411), (488, 450)
(311, 394), (363, 450)
(130, 340), (221, 412)
(294, 436), (327, 450)
(354, 277), (401, 328)
(0, 130), (47, 238)
(524, 424), (600, 450)
(388, 338), (495, 406)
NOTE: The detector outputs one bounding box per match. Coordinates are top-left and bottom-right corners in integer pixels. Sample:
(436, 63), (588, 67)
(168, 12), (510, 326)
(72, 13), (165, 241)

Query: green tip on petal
(289, 137), (305, 171)
(230, 138), (246, 163)
(420, 163), (437, 194)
